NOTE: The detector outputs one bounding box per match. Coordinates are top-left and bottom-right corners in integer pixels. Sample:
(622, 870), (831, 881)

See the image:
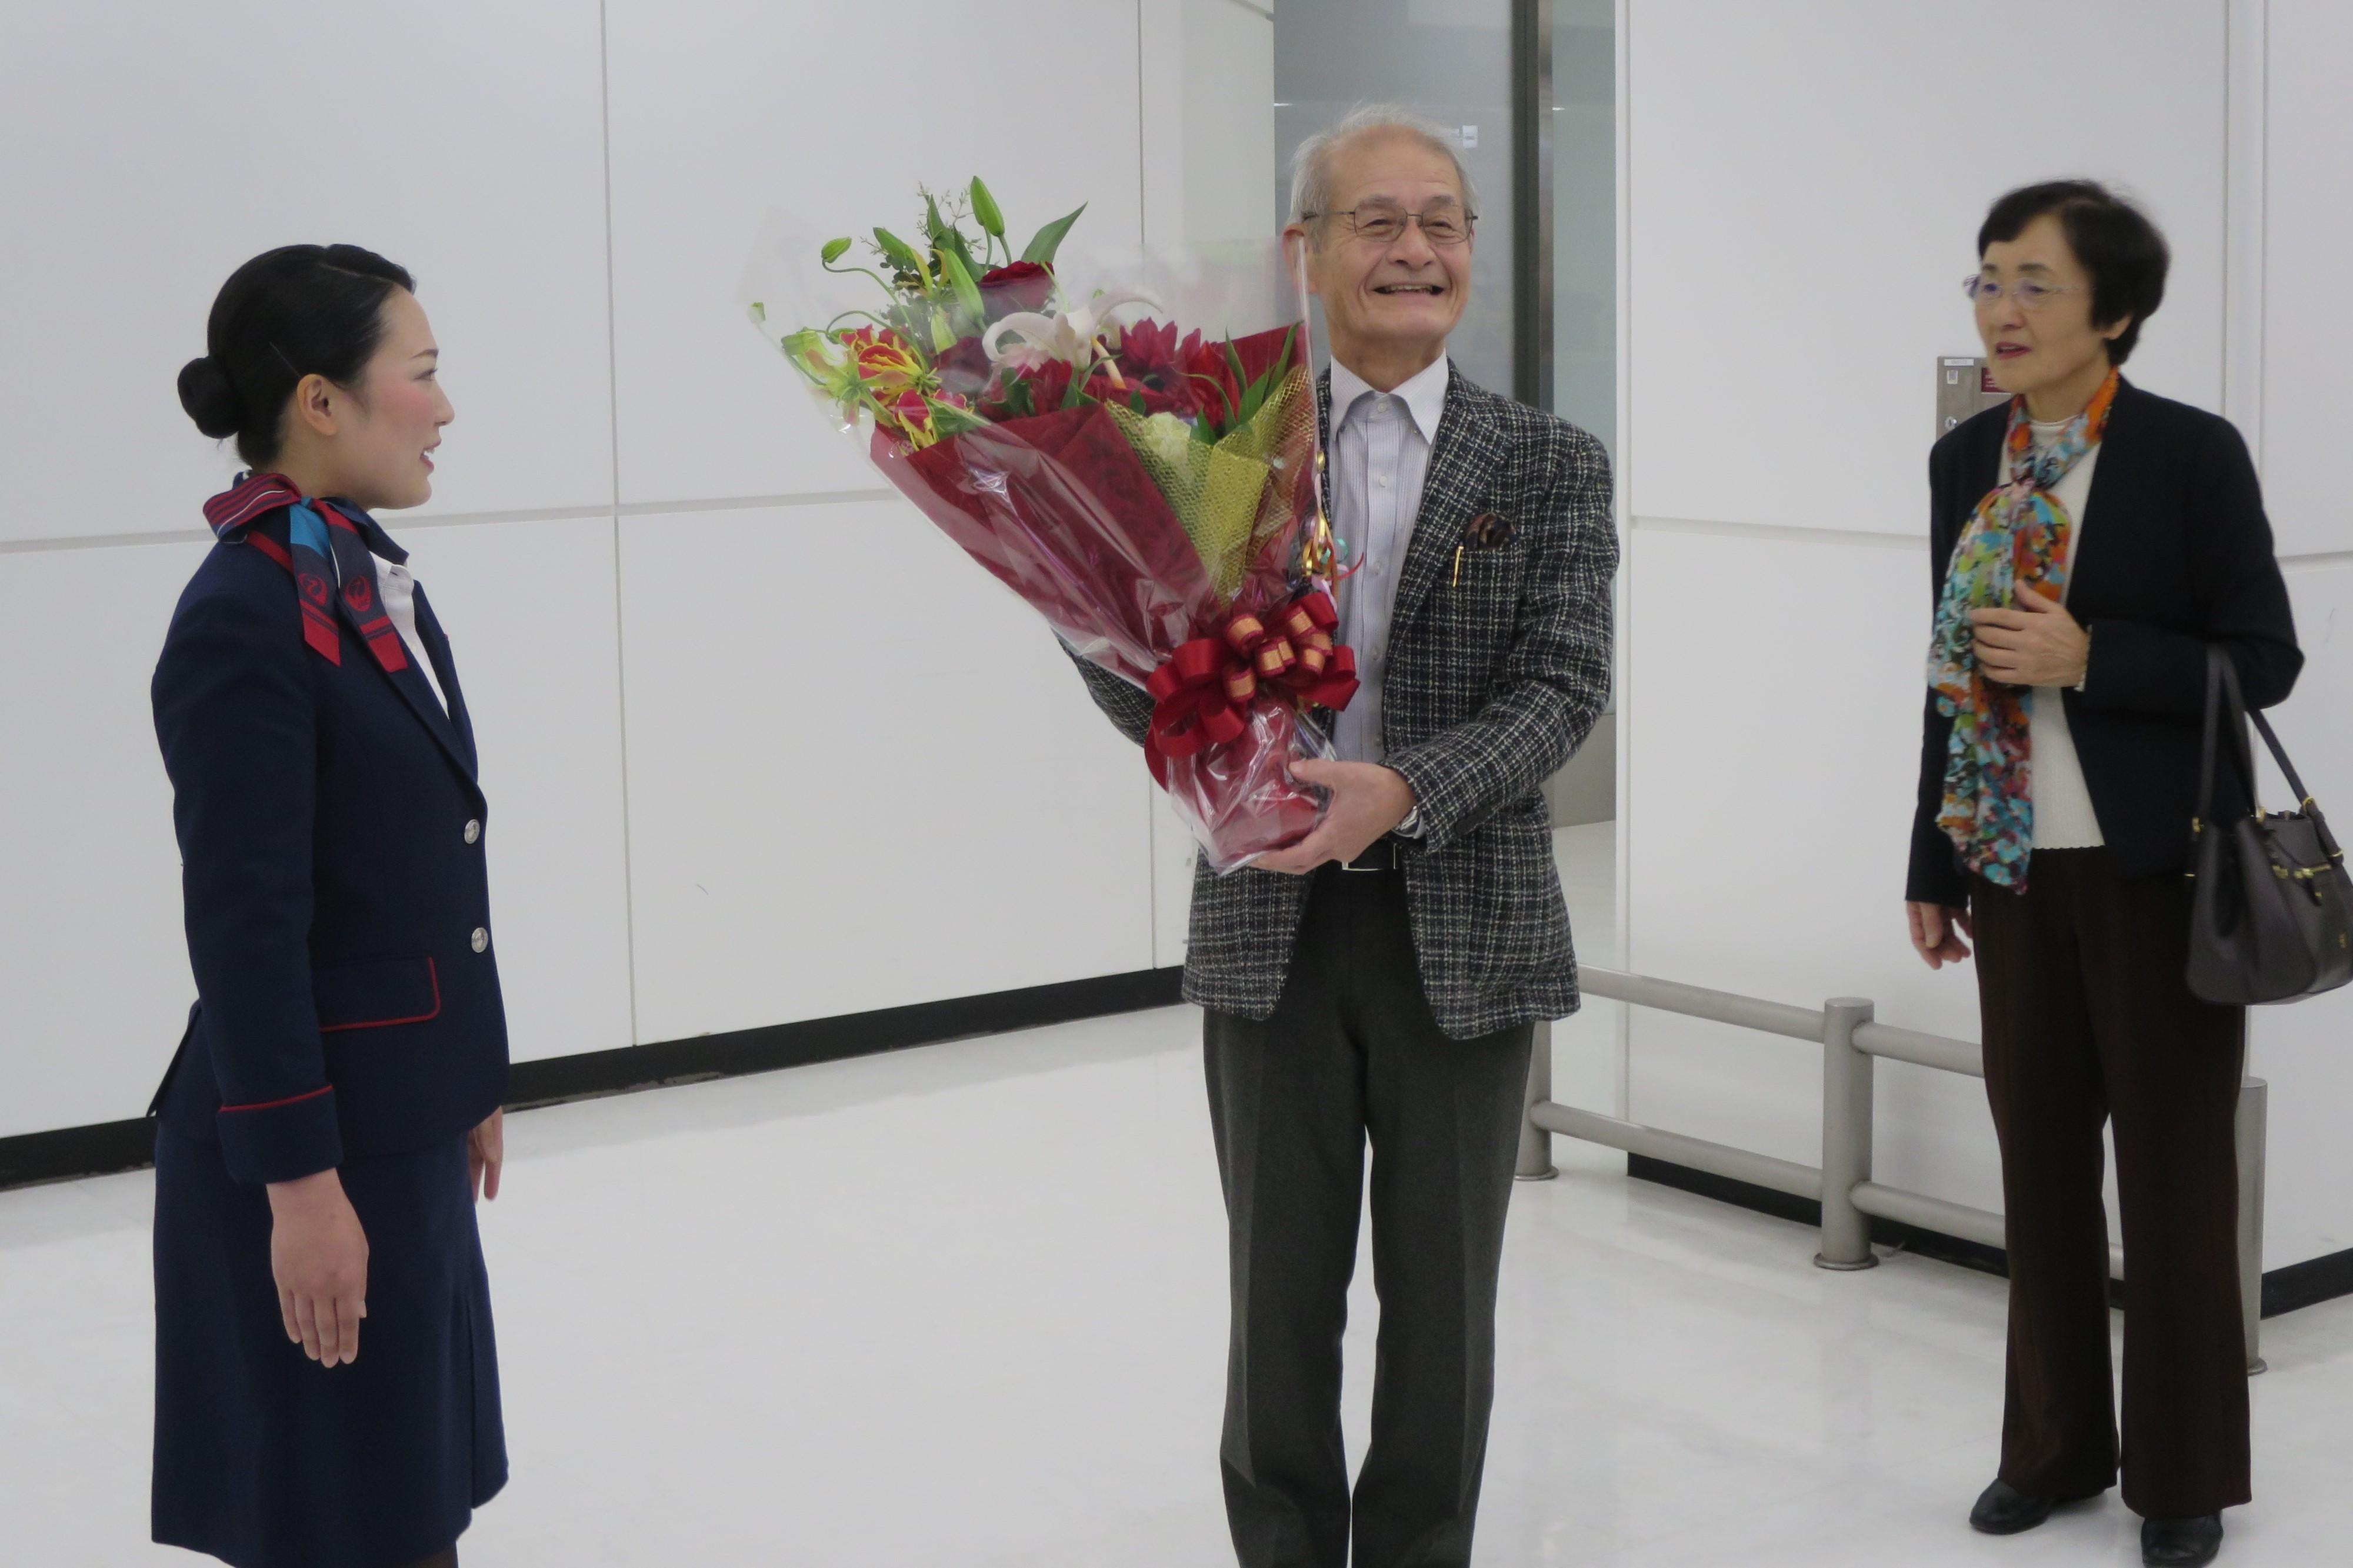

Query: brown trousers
(1971, 848), (2250, 1517)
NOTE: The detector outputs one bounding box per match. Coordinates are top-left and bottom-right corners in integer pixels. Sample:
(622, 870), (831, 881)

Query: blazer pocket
(314, 955), (442, 1033)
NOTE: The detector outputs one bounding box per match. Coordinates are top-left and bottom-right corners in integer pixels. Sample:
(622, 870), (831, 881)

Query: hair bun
(177, 355), (245, 439)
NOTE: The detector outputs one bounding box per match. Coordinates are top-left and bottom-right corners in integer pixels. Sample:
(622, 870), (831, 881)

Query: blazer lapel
(409, 586), (479, 775)
(336, 590), (480, 791)
(1390, 370), (1508, 631)
(2066, 376), (2141, 612)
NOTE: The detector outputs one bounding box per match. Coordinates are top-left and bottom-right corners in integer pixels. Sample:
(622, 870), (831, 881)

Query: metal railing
(1518, 967), (2269, 1373)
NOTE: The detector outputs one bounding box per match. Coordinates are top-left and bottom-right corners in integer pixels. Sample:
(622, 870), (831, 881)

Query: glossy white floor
(5, 826), (2348, 1566)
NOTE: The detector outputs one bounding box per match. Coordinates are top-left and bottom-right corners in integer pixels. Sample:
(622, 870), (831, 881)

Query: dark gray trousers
(1972, 850), (2251, 1516)
(1204, 865), (1535, 1568)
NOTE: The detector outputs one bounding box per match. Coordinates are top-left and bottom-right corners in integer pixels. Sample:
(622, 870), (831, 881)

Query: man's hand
(1971, 583), (2089, 688)
(1907, 901), (1974, 969)
(266, 1168), (369, 1367)
(1254, 759), (1418, 875)
(469, 1108), (504, 1203)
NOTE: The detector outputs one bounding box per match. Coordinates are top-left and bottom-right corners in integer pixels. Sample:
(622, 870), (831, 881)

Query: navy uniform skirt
(152, 1125), (507, 1568)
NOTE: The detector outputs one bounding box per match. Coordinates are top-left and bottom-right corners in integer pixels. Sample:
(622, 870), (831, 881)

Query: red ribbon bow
(1143, 589), (1360, 785)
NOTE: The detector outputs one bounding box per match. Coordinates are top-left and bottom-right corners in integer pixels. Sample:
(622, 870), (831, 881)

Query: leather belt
(1341, 836), (1403, 872)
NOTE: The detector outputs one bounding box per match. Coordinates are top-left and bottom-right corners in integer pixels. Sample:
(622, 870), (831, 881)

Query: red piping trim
(245, 531), (293, 571)
(318, 956), (442, 1033)
(220, 1084), (332, 1114)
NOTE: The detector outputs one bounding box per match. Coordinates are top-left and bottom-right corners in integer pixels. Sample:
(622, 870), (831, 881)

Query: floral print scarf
(1927, 368), (2119, 890)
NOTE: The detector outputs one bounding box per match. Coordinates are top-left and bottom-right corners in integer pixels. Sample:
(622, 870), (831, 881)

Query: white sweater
(2016, 421), (2103, 849)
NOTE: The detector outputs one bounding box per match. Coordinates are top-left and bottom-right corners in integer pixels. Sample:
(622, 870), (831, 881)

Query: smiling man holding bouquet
(1069, 106), (1617, 1568)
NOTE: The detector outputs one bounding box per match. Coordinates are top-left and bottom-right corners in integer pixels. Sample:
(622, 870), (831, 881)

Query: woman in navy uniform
(152, 244), (509, 1568)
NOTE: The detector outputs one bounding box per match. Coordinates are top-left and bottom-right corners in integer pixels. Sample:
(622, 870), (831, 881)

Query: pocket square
(1461, 512), (1514, 549)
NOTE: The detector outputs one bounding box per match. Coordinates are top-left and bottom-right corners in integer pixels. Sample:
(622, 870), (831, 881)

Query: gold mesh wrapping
(1109, 365), (1317, 603)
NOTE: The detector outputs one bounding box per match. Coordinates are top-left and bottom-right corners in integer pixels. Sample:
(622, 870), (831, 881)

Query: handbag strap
(2199, 646), (2343, 857)
(2198, 646), (2257, 825)
(2249, 698), (2348, 863)
(2249, 707), (2313, 807)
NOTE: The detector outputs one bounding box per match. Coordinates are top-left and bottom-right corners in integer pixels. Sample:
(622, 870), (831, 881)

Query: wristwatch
(1398, 806), (1423, 838)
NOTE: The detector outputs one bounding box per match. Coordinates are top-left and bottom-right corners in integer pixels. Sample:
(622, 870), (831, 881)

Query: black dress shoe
(1969, 1479), (2054, 1534)
(2142, 1514), (2224, 1567)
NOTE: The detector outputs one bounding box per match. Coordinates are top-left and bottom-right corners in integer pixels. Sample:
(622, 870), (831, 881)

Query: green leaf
(938, 248), (986, 325)
(1020, 202), (1088, 265)
(1221, 339), (1251, 425)
(925, 195), (981, 274)
(930, 398), (989, 438)
(820, 236), (853, 266)
(1002, 377), (1035, 419)
(969, 177), (1005, 239)
(1232, 325), (1299, 429)
(1062, 368), (1091, 409)
(873, 226), (925, 275)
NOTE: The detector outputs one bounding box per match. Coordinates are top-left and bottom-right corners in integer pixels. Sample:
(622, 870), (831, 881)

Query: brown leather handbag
(2186, 647), (2353, 1005)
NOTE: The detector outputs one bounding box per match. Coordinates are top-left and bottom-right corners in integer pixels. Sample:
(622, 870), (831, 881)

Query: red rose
(979, 261), (1056, 321)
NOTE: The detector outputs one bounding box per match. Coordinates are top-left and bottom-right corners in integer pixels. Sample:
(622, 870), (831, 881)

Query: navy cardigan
(151, 518), (509, 1184)
(1907, 379), (2303, 906)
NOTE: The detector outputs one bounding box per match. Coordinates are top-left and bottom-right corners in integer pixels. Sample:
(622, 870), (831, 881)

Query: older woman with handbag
(1904, 181), (2300, 1568)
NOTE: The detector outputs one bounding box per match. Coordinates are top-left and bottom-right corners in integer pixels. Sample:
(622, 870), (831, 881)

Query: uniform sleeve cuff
(215, 1086), (344, 1185)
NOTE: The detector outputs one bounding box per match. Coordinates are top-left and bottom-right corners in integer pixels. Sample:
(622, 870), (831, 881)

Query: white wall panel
(604, 0), (1146, 507)
(1622, 527), (2006, 1209)
(2259, 1), (2353, 560)
(0, 543), (208, 1135)
(2246, 562), (2353, 1267)
(618, 499), (1155, 1043)
(1625, 0), (2227, 537)
(1141, 0), (1278, 246)
(396, 518), (635, 1065)
(0, 0), (614, 544)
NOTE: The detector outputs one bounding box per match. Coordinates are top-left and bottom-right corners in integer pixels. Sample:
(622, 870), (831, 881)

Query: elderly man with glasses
(1072, 105), (1617, 1568)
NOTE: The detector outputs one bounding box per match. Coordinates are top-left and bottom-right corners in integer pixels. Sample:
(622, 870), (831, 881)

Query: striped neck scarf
(203, 471), (411, 674)
(1927, 368), (2119, 890)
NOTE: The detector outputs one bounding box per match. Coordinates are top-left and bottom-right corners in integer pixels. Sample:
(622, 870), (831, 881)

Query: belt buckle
(1342, 838), (1396, 872)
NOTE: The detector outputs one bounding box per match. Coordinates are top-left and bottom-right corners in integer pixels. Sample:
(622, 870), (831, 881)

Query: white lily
(982, 288), (1162, 371)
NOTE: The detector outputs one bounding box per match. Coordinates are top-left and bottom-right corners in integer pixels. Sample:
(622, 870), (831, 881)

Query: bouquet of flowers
(753, 179), (1358, 870)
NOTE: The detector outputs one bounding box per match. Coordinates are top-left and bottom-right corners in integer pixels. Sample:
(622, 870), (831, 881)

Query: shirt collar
(1330, 355), (1451, 445)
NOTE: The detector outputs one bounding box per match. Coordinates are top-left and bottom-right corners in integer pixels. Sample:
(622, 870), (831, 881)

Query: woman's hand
(468, 1108), (504, 1203)
(1908, 901), (1974, 969)
(1970, 583), (2089, 688)
(265, 1169), (369, 1367)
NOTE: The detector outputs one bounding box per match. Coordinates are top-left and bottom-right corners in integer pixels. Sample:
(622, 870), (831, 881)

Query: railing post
(1814, 998), (1879, 1270)
(1517, 1019), (1558, 1181)
(2237, 1076), (2268, 1374)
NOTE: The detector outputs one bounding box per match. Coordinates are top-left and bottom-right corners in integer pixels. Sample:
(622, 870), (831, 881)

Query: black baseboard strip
(502, 966), (1184, 1110)
(2260, 1247), (2353, 1318)
(0, 1118), (158, 1192)
(1626, 1153), (2353, 1320)
(0, 966), (1185, 1192)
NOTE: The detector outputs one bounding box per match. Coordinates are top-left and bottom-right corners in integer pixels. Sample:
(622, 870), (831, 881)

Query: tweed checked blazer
(1074, 366), (1618, 1037)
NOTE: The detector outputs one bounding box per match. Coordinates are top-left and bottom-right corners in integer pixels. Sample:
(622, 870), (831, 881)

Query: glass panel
(1273, 0), (1516, 393)
(1552, 0), (1616, 456)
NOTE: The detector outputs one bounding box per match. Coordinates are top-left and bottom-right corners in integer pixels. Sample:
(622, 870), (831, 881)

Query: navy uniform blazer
(151, 515), (509, 1185)
(1907, 379), (2302, 907)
